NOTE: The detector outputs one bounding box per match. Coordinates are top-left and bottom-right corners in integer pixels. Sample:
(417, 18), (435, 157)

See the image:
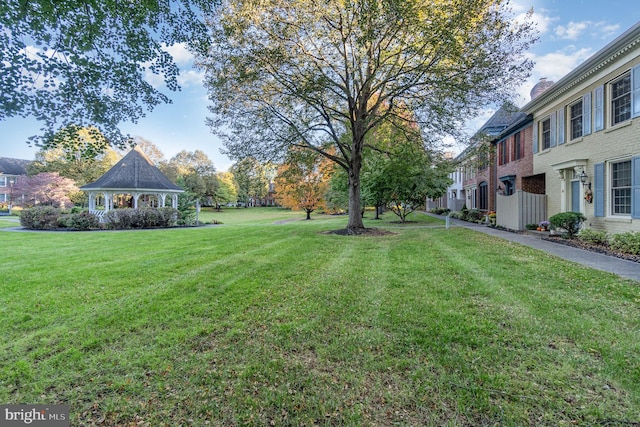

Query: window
(0, 176), (6, 187)
(611, 72), (631, 125)
(478, 182), (488, 211)
(512, 132), (523, 161)
(611, 160), (631, 215)
(498, 140), (508, 165)
(478, 150), (489, 171)
(541, 118), (551, 150)
(570, 100), (583, 139)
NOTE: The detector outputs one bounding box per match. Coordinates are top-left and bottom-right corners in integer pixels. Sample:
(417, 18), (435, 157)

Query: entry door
(571, 180), (581, 212)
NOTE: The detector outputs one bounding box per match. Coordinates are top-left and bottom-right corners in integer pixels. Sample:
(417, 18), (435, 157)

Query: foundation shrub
(609, 231), (640, 255)
(549, 212), (586, 239)
(578, 228), (609, 246)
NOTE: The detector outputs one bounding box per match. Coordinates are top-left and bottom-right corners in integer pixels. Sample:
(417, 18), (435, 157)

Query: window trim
(610, 71), (632, 126)
(541, 117), (551, 150)
(498, 140), (508, 166)
(569, 98), (583, 140)
(512, 132), (522, 161)
(610, 159), (632, 216)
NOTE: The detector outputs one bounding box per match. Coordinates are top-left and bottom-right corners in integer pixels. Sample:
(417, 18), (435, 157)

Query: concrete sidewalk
(434, 214), (640, 282)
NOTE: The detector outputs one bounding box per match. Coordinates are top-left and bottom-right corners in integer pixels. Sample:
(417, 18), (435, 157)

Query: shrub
(104, 208), (179, 229)
(609, 231), (640, 255)
(525, 223), (538, 230)
(466, 209), (483, 222)
(549, 211), (586, 238)
(429, 207), (450, 216)
(104, 209), (137, 229)
(578, 228), (609, 245)
(63, 211), (101, 230)
(20, 206), (61, 230)
(449, 211), (463, 220)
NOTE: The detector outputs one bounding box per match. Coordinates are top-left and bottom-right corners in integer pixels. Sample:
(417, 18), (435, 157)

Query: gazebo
(81, 146), (184, 219)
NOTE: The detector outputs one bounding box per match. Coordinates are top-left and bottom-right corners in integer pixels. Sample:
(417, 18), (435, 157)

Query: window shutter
(532, 121), (539, 154)
(557, 108), (565, 145)
(633, 156), (640, 219)
(594, 163), (605, 217)
(549, 112), (557, 147)
(633, 64), (640, 118)
(582, 92), (591, 135)
(594, 85), (604, 131)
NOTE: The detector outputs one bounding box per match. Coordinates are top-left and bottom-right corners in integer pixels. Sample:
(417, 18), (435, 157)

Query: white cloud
(555, 21), (590, 40)
(511, 1), (556, 36)
(596, 23), (621, 39)
(163, 42), (194, 66)
(143, 43), (205, 89)
(514, 47), (593, 105)
(178, 69), (205, 87)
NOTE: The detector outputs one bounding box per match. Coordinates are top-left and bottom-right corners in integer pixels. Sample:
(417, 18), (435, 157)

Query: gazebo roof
(81, 146), (183, 192)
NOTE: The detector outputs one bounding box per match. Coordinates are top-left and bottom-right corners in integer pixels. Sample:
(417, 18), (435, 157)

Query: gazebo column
(133, 193), (141, 209)
(159, 193), (167, 207)
(172, 194), (178, 209)
(88, 192), (96, 212)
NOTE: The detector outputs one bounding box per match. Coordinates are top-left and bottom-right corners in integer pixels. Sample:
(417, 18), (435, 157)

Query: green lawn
(1, 208), (638, 426)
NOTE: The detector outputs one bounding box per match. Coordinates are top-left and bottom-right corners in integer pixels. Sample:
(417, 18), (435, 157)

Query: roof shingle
(81, 146), (183, 192)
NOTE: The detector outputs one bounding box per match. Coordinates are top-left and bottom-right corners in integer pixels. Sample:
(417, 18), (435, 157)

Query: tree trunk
(346, 158), (365, 230)
(306, 209), (311, 220)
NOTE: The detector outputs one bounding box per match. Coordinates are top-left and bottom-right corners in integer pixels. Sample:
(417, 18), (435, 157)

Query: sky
(2, 1), (640, 171)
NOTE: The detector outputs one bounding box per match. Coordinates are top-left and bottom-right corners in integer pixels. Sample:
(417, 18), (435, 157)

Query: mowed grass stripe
(1, 211), (639, 426)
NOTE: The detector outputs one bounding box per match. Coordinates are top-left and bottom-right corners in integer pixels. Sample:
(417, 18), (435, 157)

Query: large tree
(200, 0), (536, 230)
(229, 158), (270, 207)
(27, 127), (121, 186)
(212, 171), (238, 209)
(160, 150), (218, 204)
(1, 0), (214, 148)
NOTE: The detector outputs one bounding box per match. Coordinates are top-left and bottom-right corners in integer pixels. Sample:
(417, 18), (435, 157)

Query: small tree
(13, 172), (79, 209)
(549, 212), (587, 239)
(275, 149), (332, 220)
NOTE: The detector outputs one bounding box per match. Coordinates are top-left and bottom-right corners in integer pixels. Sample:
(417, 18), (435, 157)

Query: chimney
(530, 78), (554, 100)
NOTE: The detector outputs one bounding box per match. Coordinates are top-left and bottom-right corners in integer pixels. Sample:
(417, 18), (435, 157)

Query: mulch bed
(323, 227), (396, 236)
(542, 236), (640, 264)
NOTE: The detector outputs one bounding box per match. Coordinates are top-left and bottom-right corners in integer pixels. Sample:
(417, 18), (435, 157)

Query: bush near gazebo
(20, 206), (180, 230)
(20, 206), (100, 231)
(104, 207), (179, 229)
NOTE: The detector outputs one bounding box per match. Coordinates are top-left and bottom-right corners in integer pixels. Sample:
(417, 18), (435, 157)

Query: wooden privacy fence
(496, 191), (546, 231)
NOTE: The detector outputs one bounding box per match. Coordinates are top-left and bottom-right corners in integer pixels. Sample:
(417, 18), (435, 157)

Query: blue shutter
(550, 112), (557, 148)
(557, 108), (565, 145)
(594, 163), (605, 217)
(594, 85), (604, 131)
(633, 64), (640, 118)
(532, 121), (539, 154)
(633, 156), (640, 219)
(583, 92), (591, 135)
